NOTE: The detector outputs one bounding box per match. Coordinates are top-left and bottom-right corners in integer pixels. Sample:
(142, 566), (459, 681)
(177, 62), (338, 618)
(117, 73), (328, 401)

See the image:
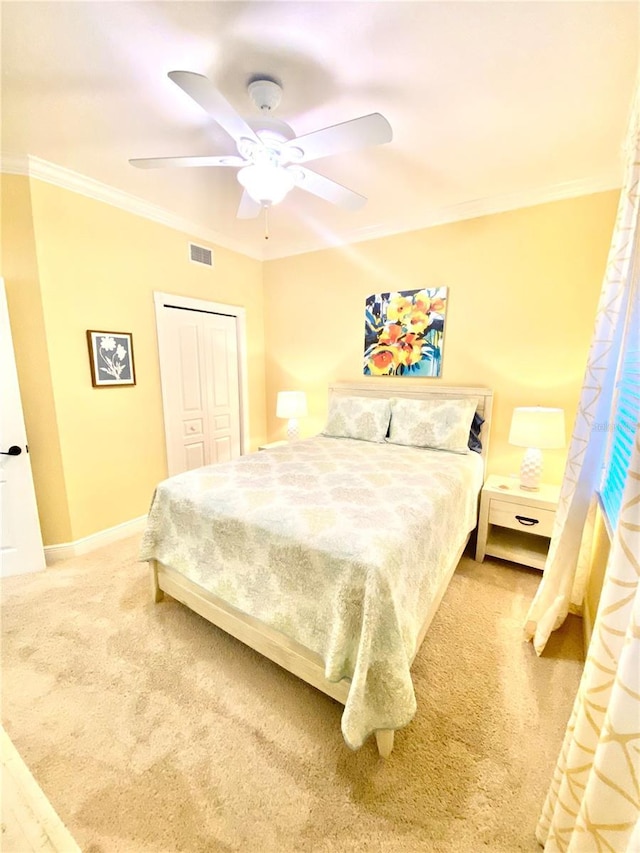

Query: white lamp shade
(508, 407), (565, 449)
(276, 391), (308, 420)
(237, 164), (295, 206)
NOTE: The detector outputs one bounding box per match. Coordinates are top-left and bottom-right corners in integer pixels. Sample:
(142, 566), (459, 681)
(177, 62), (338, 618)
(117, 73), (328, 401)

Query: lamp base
(519, 447), (542, 491)
(286, 418), (299, 441)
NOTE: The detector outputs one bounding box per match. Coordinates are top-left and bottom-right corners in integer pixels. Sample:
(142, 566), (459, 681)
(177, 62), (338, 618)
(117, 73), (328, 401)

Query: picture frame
(86, 330), (136, 387)
(363, 287), (448, 377)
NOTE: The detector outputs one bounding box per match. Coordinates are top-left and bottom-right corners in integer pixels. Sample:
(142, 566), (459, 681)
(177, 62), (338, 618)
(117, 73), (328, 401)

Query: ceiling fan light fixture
(237, 163), (295, 206)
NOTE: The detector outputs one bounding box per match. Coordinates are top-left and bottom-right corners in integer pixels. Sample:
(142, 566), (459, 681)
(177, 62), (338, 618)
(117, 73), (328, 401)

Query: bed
(141, 381), (493, 756)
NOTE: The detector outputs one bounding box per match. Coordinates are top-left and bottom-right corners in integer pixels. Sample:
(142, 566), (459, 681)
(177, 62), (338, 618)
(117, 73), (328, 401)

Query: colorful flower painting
(364, 288), (447, 377)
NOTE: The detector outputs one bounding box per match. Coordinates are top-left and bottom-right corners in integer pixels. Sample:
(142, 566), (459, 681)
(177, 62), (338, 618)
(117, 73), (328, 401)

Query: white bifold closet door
(158, 306), (241, 476)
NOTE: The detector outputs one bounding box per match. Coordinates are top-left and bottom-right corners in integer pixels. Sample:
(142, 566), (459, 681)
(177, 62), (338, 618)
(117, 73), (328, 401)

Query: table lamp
(276, 391), (307, 440)
(508, 406), (565, 491)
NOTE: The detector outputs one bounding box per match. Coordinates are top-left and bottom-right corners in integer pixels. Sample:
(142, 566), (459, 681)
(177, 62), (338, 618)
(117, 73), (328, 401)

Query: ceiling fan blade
(283, 113), (392, 164)
(168, 70), (261, 147)
(291, 167), (367, 211)
(130, 155), (245, 169)
(237, 190), (262, 219)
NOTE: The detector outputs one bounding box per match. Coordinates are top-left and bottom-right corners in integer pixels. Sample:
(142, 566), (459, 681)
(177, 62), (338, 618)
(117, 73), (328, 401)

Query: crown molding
(0, 154), (29, 175)
(2, 154), (622, 263)
(262, 171), (624, 261)
(419, 171), (623, 227)
(0, 154), (262, 261)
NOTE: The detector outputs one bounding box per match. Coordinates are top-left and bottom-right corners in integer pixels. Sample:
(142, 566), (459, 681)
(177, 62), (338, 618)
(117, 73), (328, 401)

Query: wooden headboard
(328, 380), (493, 466)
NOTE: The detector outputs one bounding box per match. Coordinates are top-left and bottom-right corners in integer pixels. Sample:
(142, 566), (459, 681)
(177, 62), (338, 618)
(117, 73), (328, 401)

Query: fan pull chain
(264, 205), (269, 240)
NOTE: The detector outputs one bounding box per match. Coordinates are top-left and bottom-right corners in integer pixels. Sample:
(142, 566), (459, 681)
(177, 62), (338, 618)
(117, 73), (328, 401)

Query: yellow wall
(1, 175), (72, 543)
(584, 502), (612, 646)
(1, 176), (619, 546)
(263, 191), (619, 484)
(2, 175), (266, 544)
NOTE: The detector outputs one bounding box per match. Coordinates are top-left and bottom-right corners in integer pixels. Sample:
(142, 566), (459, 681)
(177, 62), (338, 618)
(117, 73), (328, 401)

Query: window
(600, 280), (640, 530)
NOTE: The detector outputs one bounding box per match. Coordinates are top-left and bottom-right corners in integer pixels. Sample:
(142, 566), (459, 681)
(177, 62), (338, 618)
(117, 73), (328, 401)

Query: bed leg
(375, 729), (394, 758)
(149, 560), (164, 603)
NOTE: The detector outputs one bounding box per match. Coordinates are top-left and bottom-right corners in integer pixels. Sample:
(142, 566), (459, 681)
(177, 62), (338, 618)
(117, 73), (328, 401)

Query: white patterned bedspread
(140, 436), (484, 749)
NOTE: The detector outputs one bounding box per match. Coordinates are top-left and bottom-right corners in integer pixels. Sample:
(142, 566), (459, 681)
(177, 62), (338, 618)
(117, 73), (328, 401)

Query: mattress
(140, 435), (484, 748)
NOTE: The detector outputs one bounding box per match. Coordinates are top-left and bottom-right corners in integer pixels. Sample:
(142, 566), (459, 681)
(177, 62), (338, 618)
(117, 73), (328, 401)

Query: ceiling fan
(130, 71), (393, 220)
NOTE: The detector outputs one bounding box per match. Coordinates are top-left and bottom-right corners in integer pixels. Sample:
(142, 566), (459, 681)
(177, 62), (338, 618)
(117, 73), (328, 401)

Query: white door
(156, 302), (242, 476)
(0, 278), (46, 577)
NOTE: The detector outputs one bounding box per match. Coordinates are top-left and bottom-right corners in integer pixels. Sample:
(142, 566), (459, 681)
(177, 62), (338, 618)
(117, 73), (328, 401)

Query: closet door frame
(153, 291), (249, 475)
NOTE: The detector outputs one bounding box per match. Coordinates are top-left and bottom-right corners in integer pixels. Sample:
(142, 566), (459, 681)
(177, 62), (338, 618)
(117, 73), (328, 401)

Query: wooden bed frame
(149, 381), (493, 757)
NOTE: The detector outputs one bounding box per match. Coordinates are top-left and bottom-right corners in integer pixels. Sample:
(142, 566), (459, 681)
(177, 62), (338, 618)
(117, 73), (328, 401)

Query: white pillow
(387, 397), (478, 453)
(322, 395), (391, 443)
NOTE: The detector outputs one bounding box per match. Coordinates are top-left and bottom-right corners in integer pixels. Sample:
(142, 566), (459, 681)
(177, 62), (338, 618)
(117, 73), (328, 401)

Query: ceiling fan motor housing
(248, 79), (282, 112)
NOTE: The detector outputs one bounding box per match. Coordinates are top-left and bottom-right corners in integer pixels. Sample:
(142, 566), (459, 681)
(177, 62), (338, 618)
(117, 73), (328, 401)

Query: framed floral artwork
(86, 331), (136, 387)
(363, 287), (447, 377)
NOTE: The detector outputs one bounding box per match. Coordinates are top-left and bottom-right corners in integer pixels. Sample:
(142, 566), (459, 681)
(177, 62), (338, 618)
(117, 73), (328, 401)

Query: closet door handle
(515, 515), (538, 527)
(0, 445), (22, 456)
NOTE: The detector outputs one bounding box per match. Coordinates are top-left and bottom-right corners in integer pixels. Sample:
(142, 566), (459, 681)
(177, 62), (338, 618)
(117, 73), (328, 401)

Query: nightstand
(258, 440), (288, 451)
(475, 475), (560, 570)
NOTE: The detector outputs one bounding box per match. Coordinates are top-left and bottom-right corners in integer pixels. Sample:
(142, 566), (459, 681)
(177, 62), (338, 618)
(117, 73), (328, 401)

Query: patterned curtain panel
(535, 425), (640, 852)
(524, 80), (640, 655)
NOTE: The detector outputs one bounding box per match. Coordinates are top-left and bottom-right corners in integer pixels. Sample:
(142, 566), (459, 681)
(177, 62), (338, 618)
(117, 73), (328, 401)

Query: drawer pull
(515, 515), (539, 527)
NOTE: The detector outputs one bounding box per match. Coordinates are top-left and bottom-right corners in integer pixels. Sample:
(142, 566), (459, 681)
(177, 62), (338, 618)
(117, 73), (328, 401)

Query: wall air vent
(189, 243), (214, 268)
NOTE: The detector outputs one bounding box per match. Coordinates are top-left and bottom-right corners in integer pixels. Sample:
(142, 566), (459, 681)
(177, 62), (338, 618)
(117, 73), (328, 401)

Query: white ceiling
(1, 1), (638, 261)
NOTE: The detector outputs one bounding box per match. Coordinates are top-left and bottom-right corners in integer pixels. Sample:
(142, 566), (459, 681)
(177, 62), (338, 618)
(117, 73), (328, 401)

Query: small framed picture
(87, 331), (136, 387)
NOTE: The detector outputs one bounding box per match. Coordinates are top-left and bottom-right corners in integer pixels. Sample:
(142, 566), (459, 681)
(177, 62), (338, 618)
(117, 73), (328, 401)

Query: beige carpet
(1, 537), (583, 853)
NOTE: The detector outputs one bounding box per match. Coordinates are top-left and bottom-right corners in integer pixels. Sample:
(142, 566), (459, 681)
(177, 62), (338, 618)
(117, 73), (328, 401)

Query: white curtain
(524, 78), (640, 655)
(535, 424), (640, 852)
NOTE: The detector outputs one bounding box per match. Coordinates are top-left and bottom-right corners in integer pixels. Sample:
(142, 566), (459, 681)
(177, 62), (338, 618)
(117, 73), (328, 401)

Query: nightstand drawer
(489, 499), (555, 537)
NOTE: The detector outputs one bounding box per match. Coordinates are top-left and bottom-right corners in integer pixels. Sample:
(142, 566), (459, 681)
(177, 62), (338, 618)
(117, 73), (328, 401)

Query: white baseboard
(44, 515), (147, 565)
